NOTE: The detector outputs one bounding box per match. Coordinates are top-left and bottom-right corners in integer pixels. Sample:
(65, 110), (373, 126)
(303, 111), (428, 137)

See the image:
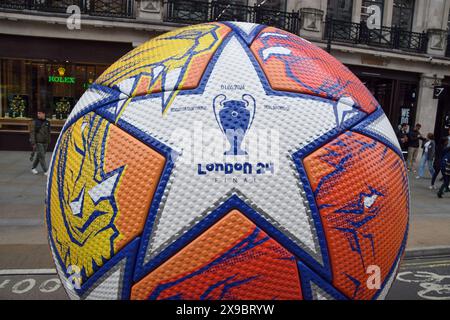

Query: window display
(0, 59), (107, 120)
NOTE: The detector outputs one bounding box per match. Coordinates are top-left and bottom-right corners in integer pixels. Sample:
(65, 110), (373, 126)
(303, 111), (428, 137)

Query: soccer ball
(46, 22), (409, 300)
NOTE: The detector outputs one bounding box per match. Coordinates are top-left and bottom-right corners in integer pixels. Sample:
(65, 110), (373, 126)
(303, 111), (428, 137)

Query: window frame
(392, 0), (415, 31)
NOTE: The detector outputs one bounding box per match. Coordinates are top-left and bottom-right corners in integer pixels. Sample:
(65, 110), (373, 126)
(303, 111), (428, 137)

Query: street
(387, 255), (450, 300)
(0, 252), (449, 300)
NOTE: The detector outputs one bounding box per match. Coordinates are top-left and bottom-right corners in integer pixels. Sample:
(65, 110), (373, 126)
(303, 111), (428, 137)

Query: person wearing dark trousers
(437, 144), (450, 198)
(431, 137), (449, 189)
(30, 111), (51, 175)
(407, 123), (425, 172)
(396, 123), (409, 157)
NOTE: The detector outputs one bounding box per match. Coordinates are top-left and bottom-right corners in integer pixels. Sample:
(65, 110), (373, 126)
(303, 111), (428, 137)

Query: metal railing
(324, 18), (428, 54)
(0, 0), (135, 18)
(165, 0), (300, 34)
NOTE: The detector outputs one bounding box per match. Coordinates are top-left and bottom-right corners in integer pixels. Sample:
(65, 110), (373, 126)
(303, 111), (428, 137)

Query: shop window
(327, 0), (353, 21)
(392, 0), (415, 31)
(357, 73), (418, 129)
(1, 60), (31, 118)
(0, 59), (107, 119)
(396, 82), (417, 128)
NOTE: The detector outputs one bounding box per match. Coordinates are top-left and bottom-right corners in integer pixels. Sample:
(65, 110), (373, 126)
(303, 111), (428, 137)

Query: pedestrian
(30, 110), (51, 175)
(396, 123), (409, 154)
(407, 123), (424, 172)
(430, 137), (448, 189)
(445, 127), (450, 145)
(417, 133), (435, 179)
(437, 143), (450, 198)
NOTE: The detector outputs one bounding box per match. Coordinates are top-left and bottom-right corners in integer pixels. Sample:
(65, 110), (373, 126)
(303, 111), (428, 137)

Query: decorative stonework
(300, 8), (323, 32)
(427, 29), (447, 51)
(420, 74), (443, 88)
(140, 0), (161, 13)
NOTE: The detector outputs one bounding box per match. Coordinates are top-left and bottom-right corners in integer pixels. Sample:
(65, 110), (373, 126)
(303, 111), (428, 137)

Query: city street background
(0, 150), (449, 300)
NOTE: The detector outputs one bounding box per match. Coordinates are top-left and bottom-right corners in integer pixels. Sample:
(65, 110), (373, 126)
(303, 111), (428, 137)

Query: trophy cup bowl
(213, 94), (256, 156)
(218, 100), (250, 155)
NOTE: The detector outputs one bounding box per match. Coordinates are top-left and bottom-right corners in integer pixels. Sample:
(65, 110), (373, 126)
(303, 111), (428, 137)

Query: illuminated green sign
(48, 76), (76, 84)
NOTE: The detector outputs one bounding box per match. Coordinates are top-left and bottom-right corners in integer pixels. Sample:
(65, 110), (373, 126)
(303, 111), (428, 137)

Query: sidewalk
(0, 150), (449, 269)
(0, 151), (49, 246)
(406, 169), (450, 250)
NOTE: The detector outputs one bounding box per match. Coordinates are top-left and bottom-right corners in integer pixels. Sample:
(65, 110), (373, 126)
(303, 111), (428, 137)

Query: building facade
(0, 0), (449, 150)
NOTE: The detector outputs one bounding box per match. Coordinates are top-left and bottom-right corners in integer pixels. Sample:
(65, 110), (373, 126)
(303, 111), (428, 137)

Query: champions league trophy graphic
(213, 94), (256, 155)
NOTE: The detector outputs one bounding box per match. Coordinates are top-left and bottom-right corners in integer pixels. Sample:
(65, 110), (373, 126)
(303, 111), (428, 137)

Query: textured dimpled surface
(131, 210), (303, 300)
(104, 124), (166, 251)
(48, 111), (165, 281)
(47, 22), (409, 300)
(250, 27), (378, 113)
(96, 23), (230, 93)
(100, 36), (352, 267)
(303, 131), (408, 299)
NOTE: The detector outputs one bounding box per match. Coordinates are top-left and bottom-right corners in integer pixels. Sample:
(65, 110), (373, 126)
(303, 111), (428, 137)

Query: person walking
(437, 143), (450, 198)
(417, 133), (435, 179)
(431, 137), (448, 189)
(407, 123), (424, 172)
(30, 110), (51, 175)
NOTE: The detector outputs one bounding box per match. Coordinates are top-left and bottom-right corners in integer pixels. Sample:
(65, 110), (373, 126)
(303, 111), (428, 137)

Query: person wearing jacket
(396, 123), (409, 155)
(30, 111), (51, 175)
(431, 138), (448, 189)
(407, 123), (425, 172)
(437, 144), (450, 198)
(417, 133), (435, 179)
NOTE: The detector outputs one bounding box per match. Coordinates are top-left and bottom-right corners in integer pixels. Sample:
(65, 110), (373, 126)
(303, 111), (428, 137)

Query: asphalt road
(0, 254), (448, 300)
(386, 255), (450, 300)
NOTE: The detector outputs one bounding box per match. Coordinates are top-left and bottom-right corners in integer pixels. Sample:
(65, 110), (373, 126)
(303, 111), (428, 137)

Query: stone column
(426, 0), (448, 29)
(383, 0), (393, 27)
(415, 73), (443, 136)
(298, 0), (325, 40)
(412, 0), (427, 33)
(425, 0), (448, 56)
(352, 0), (362, 23)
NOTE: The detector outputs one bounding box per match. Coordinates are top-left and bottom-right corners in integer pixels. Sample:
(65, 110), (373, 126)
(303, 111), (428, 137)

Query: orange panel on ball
(303, 131), (408, 299)
(250, 27), (378, 114)
(131, 210), (303, 300)
(105, 125), (166, 251)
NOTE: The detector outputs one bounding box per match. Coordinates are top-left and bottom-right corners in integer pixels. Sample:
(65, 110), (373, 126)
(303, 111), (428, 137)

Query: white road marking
(0, 269), (56, 275)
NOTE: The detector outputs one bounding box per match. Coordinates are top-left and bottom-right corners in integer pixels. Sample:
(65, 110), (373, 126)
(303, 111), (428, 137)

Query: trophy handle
(213, 94), (227, 133)
(242, 94), (256, 130)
